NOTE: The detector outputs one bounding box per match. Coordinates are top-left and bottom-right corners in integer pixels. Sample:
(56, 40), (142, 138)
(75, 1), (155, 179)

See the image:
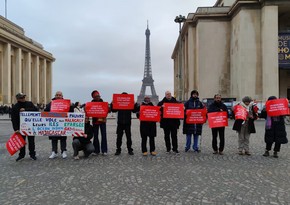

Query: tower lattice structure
(137, 23), (159, 105)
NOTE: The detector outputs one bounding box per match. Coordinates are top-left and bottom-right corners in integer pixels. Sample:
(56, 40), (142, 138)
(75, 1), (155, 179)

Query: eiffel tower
(137, 23), (159, 105)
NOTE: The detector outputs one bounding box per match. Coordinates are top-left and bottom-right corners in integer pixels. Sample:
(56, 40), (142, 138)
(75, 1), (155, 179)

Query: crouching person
(72, 117), (94, 159)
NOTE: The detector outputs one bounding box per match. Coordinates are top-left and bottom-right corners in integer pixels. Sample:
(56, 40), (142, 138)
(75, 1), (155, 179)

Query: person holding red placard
(45, 91), (73, 159)
(183, 90), (204, 153)
(260, 96), (288, 158)
(208, 94), (228, 155)
(90, 90), (108, 156)
(111, 92), (138, 156)
(158, 91), (180, 154)
(11, 93), (39, 161)
(136, 96), (157, 156)
(233, 96), (258, 156)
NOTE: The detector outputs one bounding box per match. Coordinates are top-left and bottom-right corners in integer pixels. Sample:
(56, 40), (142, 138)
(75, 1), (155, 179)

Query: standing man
(208, 94), (228, 155)
(112, 92), (138, 156)
(158, 91), (180, 154)
(11, 93), (39, 161)
(90, 90), (108, 156)
(45, 91), (73, 159)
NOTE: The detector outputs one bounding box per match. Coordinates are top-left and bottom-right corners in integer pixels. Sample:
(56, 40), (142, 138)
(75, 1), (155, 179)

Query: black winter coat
(157, 97), (180, 129)
(11, 101), (39, 131)
(73, 122), (94, 144)
(137, 102), (157, 137)
(44, 98), (74, 140)
(260, 109), (288, 144)
(207, 101), (229, 128)
(111, 103), (138, 125)
(183, 97), (204, 135)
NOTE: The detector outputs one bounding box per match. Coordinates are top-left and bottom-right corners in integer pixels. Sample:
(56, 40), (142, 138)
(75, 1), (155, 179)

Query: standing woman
(261, 96), (288, 158)
(233, 96), (258, 155)
(183, 90), (204, 152)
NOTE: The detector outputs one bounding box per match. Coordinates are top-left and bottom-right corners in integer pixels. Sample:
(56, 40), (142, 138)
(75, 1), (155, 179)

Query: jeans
(185, 134), (199, 151)
(51, 138), (67, 153)
(93, 123), (108, 154)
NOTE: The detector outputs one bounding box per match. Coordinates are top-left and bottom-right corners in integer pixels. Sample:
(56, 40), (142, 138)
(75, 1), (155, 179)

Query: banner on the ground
(112, 94), (134, 110)
(207, 111), (228, 128)
(266, 98), (289, 116)
(20, 112), (85, 136)
(186, 108), (207, 124)
(163, 103), (184, 119)
(139, 106), (160, 122)
(233, 105), (248, 120)
(85, 102), (108, 117)
(50, 99), (71, 112)
(6, 133), (26, 156)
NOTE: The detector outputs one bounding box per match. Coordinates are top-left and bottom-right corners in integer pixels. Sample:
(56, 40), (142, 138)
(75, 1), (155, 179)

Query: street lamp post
(174, 15), (186, 101)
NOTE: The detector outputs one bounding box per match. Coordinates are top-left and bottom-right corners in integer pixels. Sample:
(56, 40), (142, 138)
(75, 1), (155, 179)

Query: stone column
(24, 52), (32, 101)
(46, 61), (52, 103)
(15, 48), (22, 95)
(3, 43), (11, 104)
(261, 5), (279, 100)
(40, 59), (47, 104)
(31, 55), (39, 103)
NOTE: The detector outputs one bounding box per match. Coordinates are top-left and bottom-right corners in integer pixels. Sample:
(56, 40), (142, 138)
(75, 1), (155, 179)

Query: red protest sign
(186, 108), (207, 124)
(266, 98), (289, 117)
(6, 133), (26, 156)
(85, 102), (108, 117)
(233, 105), (248, 121)
(139, 106), (161, 122)
(112, 94), (135, 110)
(207, 111), (228, 128)
(51, 99), (71, 112)
(163, 103), (184, 119)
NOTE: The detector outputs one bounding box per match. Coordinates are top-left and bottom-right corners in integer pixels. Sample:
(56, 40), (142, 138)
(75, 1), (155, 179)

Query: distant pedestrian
(72, 117), (94, 159)
(74, 102), (83, 113)
(183, 90), (204, 153)
(158, 91), (180, 154)
(233, 96), (258, 155)
(208, 94), (228, 155)
(112, 92), (138, 156)
(137, 96), (157, 156)
(11, 93), (39, 161)
(260, 96), (288, 158)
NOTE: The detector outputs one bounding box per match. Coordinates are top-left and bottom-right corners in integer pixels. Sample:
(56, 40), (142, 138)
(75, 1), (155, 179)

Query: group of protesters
(10, 89), (288, 162)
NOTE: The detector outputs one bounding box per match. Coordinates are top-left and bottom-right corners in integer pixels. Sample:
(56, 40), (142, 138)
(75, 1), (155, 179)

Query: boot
(263, 150), (269, 157)
(273, 151), (278, 158)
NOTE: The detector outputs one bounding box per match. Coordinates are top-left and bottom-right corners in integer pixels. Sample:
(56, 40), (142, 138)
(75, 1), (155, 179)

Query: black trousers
(116, 124), (133, 152)
(72, 139), (94, 157)
(266, 142), (281, 152)
(211, 127), (225, 152)
(141, 134), (155, 153)
(51, 138), (67, 153)
(19, 135), (36, 157)
(163, 127), (178, 152)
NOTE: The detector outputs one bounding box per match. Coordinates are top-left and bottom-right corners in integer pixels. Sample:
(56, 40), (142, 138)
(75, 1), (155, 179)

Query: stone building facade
(0, 16), (54, 105)
(172, 0), (290, 102)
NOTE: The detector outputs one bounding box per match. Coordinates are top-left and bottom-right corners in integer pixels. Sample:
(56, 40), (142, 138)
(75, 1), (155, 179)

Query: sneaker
(150, 152), (157, 156)
(273, 151), (278, 158)
(128, 151), (134, 155)
(245, 151), (251, 156)
(62, 151), (67, 159)
(49, 151), (57, 159)
(102, 152), (108, 156)
(30, 156), (37, 160)
(213, 151), (218, 154)
(16, 156), (24, 162)
(166, 150), (171, 154)
(173, 150), (180, 154)
(115, 151), (121, 156)
(74, 155), (80, 160)
(219, 151), (224, 155)
(263, 150), (270, 157)
(194, 149), (201, 153)
(143, 152), (148, 156)
(185, 148), (189, 152)
(91, 152), (98, 156)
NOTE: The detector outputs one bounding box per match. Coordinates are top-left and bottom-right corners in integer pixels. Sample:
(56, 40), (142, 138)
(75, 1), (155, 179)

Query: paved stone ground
(1, 116), (290, 205)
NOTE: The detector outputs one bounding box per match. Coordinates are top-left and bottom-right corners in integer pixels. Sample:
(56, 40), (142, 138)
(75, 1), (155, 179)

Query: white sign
(20, 112), (85, 136)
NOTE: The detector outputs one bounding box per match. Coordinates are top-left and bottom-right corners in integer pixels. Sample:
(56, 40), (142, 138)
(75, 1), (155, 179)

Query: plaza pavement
(0, 115), (290, 205)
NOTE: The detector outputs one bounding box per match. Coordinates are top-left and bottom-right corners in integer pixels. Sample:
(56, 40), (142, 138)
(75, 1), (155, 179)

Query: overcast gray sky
(4, 0), (216, 103)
